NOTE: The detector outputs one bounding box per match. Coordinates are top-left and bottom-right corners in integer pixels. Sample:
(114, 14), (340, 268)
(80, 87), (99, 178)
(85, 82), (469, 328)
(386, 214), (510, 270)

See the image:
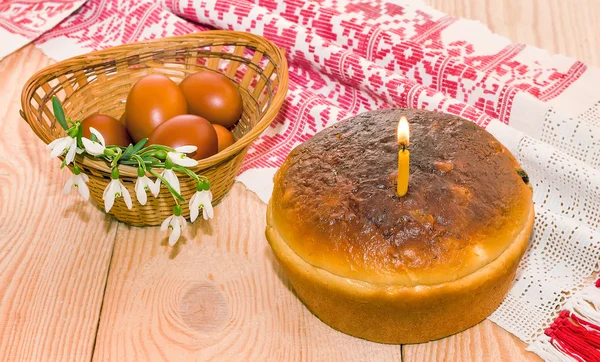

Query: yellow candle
(397, 116), (410, 197)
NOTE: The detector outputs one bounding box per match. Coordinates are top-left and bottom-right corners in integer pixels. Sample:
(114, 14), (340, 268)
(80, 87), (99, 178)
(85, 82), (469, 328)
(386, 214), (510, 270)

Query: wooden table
(1, 1), (598, 361)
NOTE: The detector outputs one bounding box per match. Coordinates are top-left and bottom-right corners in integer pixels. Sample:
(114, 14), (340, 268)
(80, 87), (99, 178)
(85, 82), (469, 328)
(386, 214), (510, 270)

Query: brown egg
(81, 114), (132, 147)
(147, 115), (218, 160)
(125, 74), (187, 142)
(179, 71), (243, 128)
(213, 124), (235, 152)
(119, 112), (126, 123)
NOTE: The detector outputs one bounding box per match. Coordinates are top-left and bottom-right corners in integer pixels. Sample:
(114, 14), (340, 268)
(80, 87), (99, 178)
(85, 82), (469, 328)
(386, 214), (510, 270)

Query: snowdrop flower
(102, 168), (132, 212)
(46, 135), (81, 165)
(161, 205), (186, 246)
(155, 163), (180, 195)
(62, 165), (90, 200)
(189, 180), (214, 222)
(167, 146), (198, 167)
(81, 127), (107, 156)
(134, 167), (159, 205)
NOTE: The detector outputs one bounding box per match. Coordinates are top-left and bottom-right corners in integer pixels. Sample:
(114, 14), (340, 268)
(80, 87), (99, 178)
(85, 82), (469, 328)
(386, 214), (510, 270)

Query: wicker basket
(20, 31), (288, 226)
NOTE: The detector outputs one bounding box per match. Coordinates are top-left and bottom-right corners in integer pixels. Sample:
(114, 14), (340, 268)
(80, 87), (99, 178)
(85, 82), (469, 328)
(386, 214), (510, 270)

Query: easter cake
(266, 108), (534, 344)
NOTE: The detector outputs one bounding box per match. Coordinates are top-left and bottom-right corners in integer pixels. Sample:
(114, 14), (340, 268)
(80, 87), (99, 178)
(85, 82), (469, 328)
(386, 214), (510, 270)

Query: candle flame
(397, 116), (410, 147)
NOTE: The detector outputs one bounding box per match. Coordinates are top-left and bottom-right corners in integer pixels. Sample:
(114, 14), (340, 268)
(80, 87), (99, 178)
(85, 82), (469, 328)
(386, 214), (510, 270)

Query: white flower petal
(153, 177), (162, 196)
(135, 178), (147, 205)
(49, 145), (65, 159)
(49, 137), (70, 158)
(78, 179), (90, 200)
(120, 182), (133, 210)
(189, 193), (200, 222)
(173, 156), (198, 167)
(62, 176), (75, 195)
(160, 215), (174, 231)
(102, 179), (113, 199)
(190, 208), (199, 223)
(175, 146), (197, 153)
(104, 188), (115, 212)
(167, 152), (178, 164)
(164, 170), (180, 195)
(189, 192), (199, 208)
(203, 202), (214, 220)
(149, 178), (160, 197)
(46, 137), (62, 150)
(89, 127), (106, 146)
(168, 218), (181, 246)
(65, 139), (78, 165)
(82, 138), (105, 156)
(81, 173), (89, 182)
(168, 150), (199, 167)
(178, 216), (187, 230)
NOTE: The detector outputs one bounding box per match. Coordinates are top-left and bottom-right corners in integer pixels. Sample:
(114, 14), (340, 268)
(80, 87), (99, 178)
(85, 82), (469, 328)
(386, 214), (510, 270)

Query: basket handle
(19, 110), (28, 124)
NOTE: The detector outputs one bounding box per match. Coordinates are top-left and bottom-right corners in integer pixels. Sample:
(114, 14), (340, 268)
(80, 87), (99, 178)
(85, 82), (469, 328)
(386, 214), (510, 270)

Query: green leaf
(76, 123), (83, 149)
(131, 138), (148, 154)
(52, 97), (69, 131)
(121, 144), (134, 161)
(142, 156), (160, 165)
(117, 160), (139, 166)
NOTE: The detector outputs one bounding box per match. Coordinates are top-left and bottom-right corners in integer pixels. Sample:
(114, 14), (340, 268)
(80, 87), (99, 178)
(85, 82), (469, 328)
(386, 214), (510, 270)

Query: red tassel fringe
(545, 310), (600, 362)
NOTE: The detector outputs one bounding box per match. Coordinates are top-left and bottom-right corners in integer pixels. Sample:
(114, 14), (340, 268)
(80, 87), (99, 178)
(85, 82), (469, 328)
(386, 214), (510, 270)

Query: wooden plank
(0, 46), (117, 361)
(402, 1), (600, 361)
(403, 320), (540, 362)
(427, 0), (600, 68)
(1, 1), (592, 361)
(93, 1), (599, 360)
(92, 184), (402, 361)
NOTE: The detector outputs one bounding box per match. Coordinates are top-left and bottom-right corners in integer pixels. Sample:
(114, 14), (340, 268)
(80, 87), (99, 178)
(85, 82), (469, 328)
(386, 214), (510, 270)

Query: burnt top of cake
(270, 109), (533, 286)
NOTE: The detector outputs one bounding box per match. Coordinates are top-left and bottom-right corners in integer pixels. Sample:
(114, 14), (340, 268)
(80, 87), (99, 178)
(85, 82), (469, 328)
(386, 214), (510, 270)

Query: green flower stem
(173, 166), (201, 182)
(67, 124), (79, 138)
(148, 145), (177, 152)
(53, 97), (207, 203)
(138, 145), (176, 157)
(148, 169), (185, 202)
(164, 156), (173, 169)
(132, 154), (146, 171)
(110, 147), (123, 168)
(75, 122), (83, 149)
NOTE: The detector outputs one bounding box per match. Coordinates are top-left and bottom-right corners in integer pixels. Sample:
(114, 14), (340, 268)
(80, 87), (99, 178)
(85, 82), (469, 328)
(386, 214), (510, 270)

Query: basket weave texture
(21, 31), (288, 226)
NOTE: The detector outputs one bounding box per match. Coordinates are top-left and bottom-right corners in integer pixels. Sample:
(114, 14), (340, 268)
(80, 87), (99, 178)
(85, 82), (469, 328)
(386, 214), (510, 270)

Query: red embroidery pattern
(0, 0), (83, 39)
(1, 0), (586, 172)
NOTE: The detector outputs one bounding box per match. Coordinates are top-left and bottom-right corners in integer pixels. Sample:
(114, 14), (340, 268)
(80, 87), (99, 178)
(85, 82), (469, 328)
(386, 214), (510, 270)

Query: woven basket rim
(21, 30), (289, 177)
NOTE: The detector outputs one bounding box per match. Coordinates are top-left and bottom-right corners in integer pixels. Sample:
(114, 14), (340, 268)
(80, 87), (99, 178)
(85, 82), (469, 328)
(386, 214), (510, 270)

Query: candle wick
(401, 144), (406, 152)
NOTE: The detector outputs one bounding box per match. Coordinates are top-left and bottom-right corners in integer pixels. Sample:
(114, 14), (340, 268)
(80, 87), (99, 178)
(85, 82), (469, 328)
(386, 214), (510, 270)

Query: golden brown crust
(266, 201), (534, 344)
(271, 109), (533, 286)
